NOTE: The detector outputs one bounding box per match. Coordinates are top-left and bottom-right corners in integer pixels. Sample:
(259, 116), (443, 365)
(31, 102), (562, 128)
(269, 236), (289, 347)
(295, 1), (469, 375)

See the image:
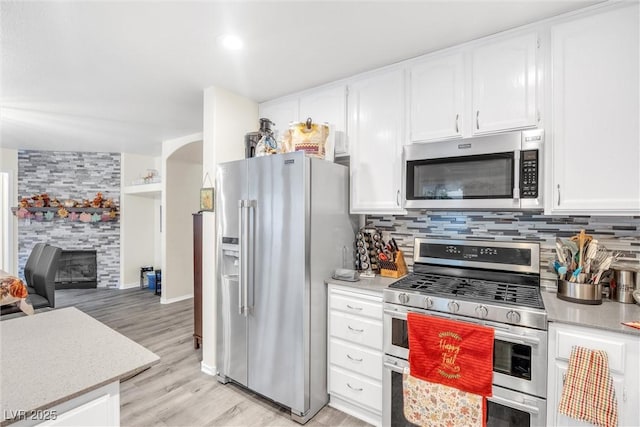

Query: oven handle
(384, 361), (407, 374)
(384, 308), (408, 318)
(384, 307), (540, 347)
(489, 394), (540, 415)
(494, 330), (540, 347)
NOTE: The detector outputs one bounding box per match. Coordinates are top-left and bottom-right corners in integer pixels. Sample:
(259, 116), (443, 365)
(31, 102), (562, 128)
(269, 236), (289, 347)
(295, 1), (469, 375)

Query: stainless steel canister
(610, 269), (637, 303)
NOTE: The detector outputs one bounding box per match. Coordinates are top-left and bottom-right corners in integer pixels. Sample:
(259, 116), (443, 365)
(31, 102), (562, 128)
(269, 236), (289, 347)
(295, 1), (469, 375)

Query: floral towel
(558, 346), (618, 427)
(0, 271), (34, 315)
(403, 368), (483, 427)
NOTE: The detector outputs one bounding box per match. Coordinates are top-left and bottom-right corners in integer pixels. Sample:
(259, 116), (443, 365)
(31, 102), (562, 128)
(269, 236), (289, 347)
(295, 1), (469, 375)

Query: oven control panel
(421, 243), (533, 267)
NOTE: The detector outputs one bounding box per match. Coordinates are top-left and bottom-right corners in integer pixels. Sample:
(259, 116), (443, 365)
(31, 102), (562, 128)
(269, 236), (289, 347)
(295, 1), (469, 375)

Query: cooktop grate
(389, 273), (544, 309)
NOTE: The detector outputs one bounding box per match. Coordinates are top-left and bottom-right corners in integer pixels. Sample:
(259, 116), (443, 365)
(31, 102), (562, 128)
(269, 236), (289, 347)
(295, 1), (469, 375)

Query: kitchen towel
(403, 367), (483, 427)
(407, 312), (494, 396)
(558, 346), (618, 427)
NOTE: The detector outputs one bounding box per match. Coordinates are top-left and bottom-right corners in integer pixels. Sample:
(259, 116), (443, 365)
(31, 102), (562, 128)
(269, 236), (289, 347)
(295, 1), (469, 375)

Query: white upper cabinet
(258, 97), (299, 141)
(299, 85), (348, 156)
(548, 3), (640, 215)
(409, 53), (464, 142)
(348, 68), (406, 214)
(472, 32), (538, 134)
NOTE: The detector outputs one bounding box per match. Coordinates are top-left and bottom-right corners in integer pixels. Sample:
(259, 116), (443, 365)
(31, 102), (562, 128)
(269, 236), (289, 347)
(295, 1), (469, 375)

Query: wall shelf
(12, 207), (117, 214)
(123, 183), (161, 197)
(11, 206), (119, 222)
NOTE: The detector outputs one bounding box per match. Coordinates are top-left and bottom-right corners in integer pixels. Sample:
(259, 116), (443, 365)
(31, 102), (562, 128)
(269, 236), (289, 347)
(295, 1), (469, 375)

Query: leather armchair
(22, 243), (48, 288)
(28, 245), (62, 309)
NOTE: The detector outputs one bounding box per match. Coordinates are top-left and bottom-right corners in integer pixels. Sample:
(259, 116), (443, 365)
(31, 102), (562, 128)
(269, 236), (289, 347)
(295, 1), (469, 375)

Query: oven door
(383, 355), (546, 427)
(383, 303), (547, 398)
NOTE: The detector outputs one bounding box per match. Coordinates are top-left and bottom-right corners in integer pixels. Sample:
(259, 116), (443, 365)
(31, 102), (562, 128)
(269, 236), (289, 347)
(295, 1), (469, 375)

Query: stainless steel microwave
(404, 129), (544, 210)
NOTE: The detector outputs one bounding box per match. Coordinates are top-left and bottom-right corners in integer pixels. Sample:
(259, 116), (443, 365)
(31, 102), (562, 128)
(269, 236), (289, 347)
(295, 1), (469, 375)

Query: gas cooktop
(389, 273), (545, 310)
(384, 238), (547, 330)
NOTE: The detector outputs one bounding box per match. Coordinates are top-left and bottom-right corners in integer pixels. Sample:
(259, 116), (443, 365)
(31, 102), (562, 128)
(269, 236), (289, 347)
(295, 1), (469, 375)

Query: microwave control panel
(520, 150), (538, 198)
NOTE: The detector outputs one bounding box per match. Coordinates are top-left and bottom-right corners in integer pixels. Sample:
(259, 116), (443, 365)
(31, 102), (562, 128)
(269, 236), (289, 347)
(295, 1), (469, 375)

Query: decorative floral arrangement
(15, 192), (119, 222)
(0, 274), (34, 315)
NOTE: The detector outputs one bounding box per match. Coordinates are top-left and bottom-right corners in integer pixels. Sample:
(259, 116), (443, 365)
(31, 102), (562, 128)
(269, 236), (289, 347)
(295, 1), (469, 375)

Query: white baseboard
(201, 362), (216, 377)
(160, 293), (193, 304)
(119, 282), (140, 290)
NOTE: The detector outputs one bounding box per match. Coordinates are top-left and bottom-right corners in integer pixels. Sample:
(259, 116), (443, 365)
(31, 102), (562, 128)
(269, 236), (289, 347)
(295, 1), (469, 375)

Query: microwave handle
(513, 150), (521, 200)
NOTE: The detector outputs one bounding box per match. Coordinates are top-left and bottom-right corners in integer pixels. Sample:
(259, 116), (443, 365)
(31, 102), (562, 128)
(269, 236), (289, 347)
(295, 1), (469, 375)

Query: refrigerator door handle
(238, 200), (249, 316)
(246, 200), (256, 315)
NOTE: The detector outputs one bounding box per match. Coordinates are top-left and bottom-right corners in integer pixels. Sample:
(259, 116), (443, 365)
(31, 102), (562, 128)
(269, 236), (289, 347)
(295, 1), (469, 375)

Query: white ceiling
(0, 0), (602, 156)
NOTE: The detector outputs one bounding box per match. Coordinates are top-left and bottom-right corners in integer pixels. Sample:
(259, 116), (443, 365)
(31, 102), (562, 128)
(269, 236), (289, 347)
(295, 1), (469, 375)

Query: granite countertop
(0, 307), (160, 426)
(326, 274), (400, 294)
(542, 289), (640, 336)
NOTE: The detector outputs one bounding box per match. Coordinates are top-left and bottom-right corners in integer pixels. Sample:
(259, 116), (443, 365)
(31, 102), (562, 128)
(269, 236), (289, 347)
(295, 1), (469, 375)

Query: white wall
(0, 148), (18, 274)
(201, 86), (258, 376)
(119, 153), (161, 288)
(161, 134), (203, 304)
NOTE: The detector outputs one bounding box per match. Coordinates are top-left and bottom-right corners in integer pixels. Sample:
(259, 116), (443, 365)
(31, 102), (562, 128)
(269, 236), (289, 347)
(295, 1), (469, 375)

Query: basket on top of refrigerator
(282, 118), (334, 161)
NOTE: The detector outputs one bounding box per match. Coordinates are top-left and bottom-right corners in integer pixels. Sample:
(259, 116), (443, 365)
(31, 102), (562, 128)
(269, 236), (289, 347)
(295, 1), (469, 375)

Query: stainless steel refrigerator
(215, 151), (355, 423)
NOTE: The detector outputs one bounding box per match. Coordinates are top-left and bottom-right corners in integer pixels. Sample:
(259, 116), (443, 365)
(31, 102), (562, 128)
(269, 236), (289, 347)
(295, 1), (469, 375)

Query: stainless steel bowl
(557, 280), (602, 305)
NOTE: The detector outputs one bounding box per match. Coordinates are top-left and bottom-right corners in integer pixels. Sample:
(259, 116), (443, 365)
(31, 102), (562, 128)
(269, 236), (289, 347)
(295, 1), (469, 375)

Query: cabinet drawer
(329, 290), (382, 320)
(554, 328), (625, 373)
(330, 311), (383, 350)
(330, 338), (383, 381)
(329, 366), (382, 412)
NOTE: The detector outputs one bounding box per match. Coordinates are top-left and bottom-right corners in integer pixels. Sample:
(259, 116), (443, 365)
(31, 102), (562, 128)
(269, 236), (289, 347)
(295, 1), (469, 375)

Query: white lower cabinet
(328, 285), (383, 427)
(547, 322), (640, 427)
(12, 382), (120, 427)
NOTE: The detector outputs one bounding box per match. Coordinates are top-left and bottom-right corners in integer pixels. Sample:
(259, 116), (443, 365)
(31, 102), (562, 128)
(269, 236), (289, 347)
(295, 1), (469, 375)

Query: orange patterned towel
(407, 312), (494, 396)
(558, 346), (618, 427)
(403, 368), (484, 427)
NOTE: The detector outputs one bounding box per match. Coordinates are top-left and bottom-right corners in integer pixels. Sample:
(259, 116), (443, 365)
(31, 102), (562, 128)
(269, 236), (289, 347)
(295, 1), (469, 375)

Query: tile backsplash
(366, 211), (640, 283)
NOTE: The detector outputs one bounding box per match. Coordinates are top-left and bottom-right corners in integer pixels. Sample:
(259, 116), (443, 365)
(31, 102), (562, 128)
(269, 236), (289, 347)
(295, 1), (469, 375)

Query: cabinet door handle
(347, 325), (364, 333)
(562, 372), (566, 386)
(476, 110), (480, 130)
(346, 304), (363, 311)
(455, 113), (459, 133)
(347, 383), (363, 392)
(346, 354), (363, 362)
(396, 190), (400, 206)
(557, 184), (561, 206)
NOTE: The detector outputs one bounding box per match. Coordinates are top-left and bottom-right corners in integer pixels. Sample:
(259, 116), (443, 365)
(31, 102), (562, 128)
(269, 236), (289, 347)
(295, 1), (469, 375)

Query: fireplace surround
(55, 250), (98, 289)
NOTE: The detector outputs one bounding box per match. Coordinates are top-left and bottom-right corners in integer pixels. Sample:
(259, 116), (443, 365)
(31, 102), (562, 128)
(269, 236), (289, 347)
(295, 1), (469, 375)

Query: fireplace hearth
(55, 250), (98, 289)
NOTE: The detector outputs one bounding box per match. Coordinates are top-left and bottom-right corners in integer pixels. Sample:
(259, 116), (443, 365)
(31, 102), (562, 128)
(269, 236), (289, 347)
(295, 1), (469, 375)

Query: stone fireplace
(17, 150), (120, 287)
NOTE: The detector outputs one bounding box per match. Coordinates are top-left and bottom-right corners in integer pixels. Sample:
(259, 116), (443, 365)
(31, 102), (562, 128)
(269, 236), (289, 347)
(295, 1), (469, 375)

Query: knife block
(380, 250), (408, 278)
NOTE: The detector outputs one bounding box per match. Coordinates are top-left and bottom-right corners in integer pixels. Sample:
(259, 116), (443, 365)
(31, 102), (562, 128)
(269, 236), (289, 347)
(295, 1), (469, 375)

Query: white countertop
(0, 307), (159, 426)
(326, 275), (640, 337)
(542, 289), (640, 336)
(326, 274), (399, 294)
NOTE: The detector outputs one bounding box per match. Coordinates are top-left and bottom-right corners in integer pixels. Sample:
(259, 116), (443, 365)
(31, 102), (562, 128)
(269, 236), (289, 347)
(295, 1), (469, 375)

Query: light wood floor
(44, 287), (371, 427)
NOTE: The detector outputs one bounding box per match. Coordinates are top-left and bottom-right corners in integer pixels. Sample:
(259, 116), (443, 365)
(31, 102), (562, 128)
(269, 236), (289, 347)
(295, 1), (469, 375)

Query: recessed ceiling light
(217, 34), (244, 51)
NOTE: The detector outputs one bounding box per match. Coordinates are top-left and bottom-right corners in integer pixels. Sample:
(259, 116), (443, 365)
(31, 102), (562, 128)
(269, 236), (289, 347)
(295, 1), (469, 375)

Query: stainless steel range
(383, 238), (548, 427)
